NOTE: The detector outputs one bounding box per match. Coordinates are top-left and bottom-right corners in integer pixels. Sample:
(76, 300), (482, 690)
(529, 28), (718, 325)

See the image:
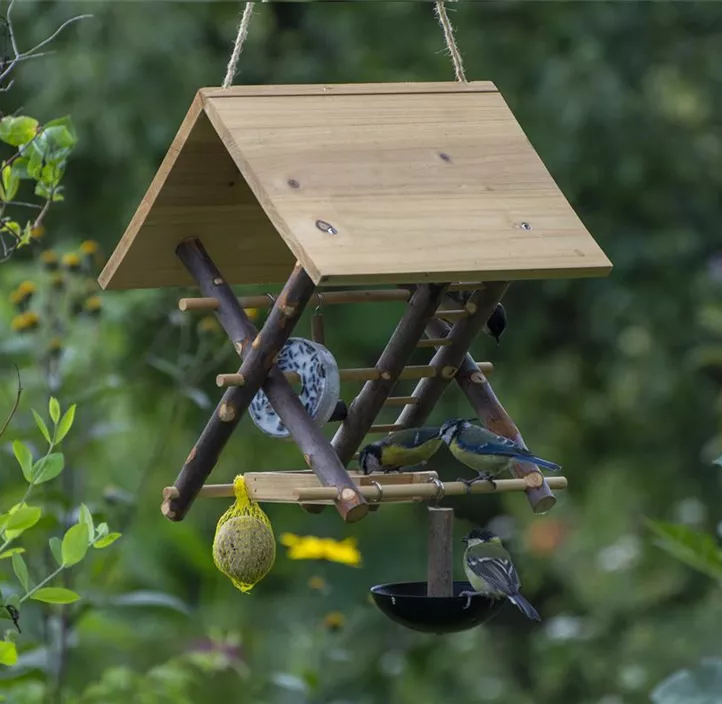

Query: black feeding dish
(370, 581), (504, 634)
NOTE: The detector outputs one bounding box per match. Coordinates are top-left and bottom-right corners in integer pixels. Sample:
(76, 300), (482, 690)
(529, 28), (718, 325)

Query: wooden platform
(99, 82), (612, 291)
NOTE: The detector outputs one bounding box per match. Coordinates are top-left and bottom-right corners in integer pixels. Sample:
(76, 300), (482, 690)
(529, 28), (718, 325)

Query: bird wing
(383, 427), (441, 449)
(465, 553), (522, 596)
(458, 425), (530, 458)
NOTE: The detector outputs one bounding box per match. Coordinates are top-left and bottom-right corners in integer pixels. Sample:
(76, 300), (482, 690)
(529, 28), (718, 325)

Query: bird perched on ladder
(460, 528), (541, 621)
(446, 298), (508, 345)
(359, 427), (443, 475)
(439, 418), (561, 488)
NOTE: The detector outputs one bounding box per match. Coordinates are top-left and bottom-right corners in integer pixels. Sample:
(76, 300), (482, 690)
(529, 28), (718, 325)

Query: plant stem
(19, 565), (64, 603)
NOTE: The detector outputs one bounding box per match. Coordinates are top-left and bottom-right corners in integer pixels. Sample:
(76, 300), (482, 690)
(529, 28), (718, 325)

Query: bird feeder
(100, 82), (610, 624)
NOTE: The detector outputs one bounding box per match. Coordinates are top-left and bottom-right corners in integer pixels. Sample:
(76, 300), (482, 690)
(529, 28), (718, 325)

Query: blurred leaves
(647, 520), (722, 583)
(652, 658), (722, 704)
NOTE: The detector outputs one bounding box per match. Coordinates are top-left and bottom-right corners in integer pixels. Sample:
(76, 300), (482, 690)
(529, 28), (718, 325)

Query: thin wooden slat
(434, 309), (468, 321)
(428, 508), (454, 597)
(100, 83), (612, 291)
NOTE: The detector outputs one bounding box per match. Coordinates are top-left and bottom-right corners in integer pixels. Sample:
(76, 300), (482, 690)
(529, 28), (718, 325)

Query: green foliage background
(1, 2), (722, 702)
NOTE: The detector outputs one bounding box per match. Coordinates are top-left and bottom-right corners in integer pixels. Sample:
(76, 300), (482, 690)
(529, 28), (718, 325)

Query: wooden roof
(98, 82), (612, 290)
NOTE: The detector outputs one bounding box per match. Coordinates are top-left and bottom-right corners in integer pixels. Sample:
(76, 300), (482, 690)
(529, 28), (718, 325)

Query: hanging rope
(434, 1), (468, 83)
(222, 1), (264, 89)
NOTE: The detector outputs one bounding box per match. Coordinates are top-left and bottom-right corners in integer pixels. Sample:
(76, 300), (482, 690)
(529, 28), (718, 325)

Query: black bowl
(370, 581), (504, 634)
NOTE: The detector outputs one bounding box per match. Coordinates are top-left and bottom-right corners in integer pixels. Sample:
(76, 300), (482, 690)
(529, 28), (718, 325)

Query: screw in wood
(316, 220), (338, 235)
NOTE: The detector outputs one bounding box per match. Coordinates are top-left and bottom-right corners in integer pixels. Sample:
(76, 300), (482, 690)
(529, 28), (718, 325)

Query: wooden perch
(396, 283), (509, 428)
(177, 283), (486, 313)
(425, 311), (557, 514)
(332, 284), (449, 465)
(167, 238), (367, 523)
(177, 472), (568, 503)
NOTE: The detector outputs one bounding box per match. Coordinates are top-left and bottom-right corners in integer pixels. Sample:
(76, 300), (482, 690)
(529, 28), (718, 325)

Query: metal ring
(266, 293), (276, 305)
(426, 477), (445, 504)
(368, 480), (384, 504)
(314, 292), (325, 316)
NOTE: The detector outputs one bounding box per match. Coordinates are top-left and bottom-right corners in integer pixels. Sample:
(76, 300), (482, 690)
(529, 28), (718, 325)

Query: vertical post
(427, 506), (454, 597)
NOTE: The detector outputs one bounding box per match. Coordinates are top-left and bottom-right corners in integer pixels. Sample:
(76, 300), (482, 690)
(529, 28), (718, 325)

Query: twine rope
(434, 1), (468, 83)
(222, 1), (264, 89)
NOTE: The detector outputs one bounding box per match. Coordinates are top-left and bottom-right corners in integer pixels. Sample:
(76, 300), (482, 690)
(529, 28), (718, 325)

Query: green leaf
(79, 504), (94, 541)
(0, 164), (19, 202)
(4, 505), (42, 538)
(95, 522), (109, 539)
(0, 116), (39, 147)
(0, 548), (25, 560)
(32, 410), (52, 444)
(61, 522), (89, 567)
(27, 147), (42, 179)
(11, 157), (30, 179)
(647, 519), (722, 581)
(49, 537), (63, 566)
(49, 397), (61, 425)
(55, 405), (76, 444)
(11, 553), (29, 592)
(43, 116), (77, 149)
(0, 640), (18, 666)
(51, 189), (65, 203)
(31, 453), (64, 484)
(94, 532), (122, 549)
(30, 588), (80, 605)
(12, 440), (34, 483)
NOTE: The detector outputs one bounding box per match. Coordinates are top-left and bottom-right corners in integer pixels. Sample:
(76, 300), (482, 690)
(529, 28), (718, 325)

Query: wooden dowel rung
(215, 363), (494, 388)
(179, 297), (219, 312)
(216, 373), (245, 387)
(180, 286), (486, 314)
(417, 338), (451, 348)
(369, 424), (405, 433)
(433, 309), (468, 321)
(384, 396), (420, 406)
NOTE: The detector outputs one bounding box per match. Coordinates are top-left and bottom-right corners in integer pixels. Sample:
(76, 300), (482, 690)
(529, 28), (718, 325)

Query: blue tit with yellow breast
(439, 418), (561, 488)
(460, 528), (540, 621)
(359, 427), (443, 475)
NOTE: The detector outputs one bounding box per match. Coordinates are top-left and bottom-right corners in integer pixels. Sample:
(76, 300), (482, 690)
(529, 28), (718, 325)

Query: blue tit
(439, 418), (561, 488)
(460, 528), (540, 621)
(358, 427), (443, 475)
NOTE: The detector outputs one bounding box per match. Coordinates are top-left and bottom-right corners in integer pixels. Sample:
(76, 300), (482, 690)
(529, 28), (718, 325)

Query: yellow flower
(61, 253), (81, 271)
(322, 611), (346, 632)
(84, 296), (102, 313)
(50, 273), (65, 290)
(308, 576), (327, 592)
(10, 311), (40, 332)
(245, 307), (259, 321)
(80, 240), (99, 255)
(198, 316), (221, 335)
(40, 250), (59, 270)
(48, 337), (63, 357)
(9, 280), (36, 306)
(279, 533), (362, 567)
(30, 225), (45, 239)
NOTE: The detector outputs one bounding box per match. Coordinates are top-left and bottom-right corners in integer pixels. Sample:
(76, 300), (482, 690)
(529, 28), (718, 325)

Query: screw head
(287, 179), (300, 189)
(520, 222), (532, 231)
(316, 219), (338, 235)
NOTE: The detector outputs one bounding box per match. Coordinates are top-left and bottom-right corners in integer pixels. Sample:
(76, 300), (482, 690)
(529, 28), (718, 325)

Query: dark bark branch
(166, 238), (367, 523)
(332, 284), (448, 465)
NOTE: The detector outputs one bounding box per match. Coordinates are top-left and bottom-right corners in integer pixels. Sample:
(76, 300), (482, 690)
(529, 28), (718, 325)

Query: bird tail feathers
(526, 456), (561, 472)
(509, 594), (541, 622)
